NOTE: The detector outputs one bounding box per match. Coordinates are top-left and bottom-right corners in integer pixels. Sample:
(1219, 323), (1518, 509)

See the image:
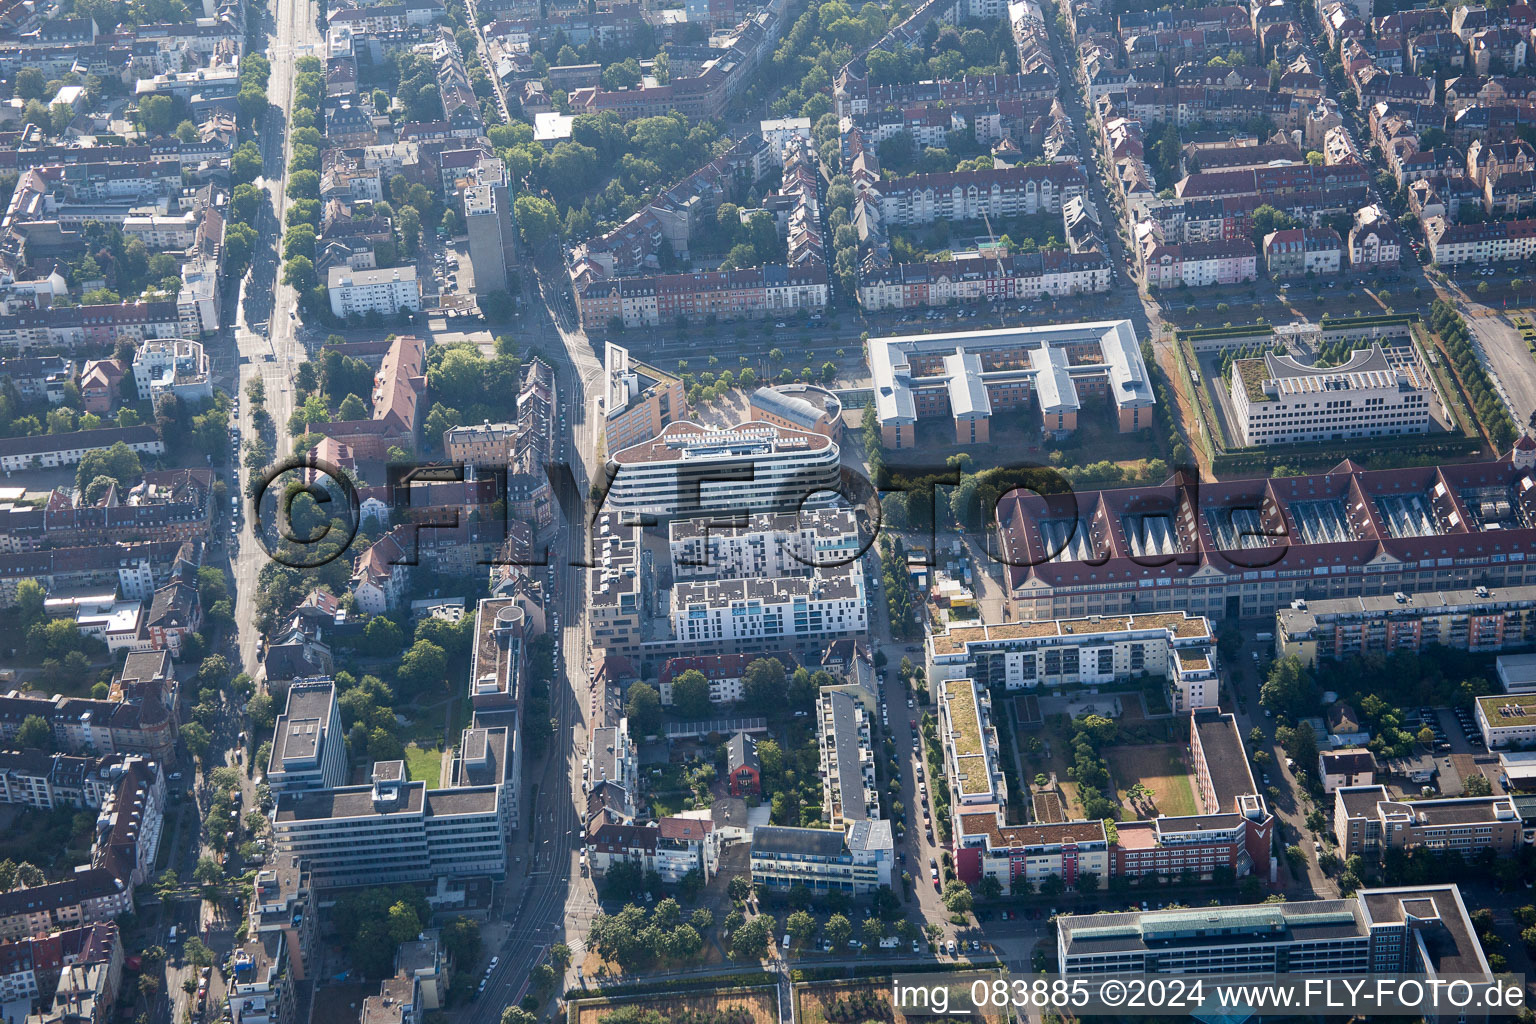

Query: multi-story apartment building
(607, 421), (842, 518)
(926, 611), (1220, 713)
(1057, 885), (1490, 987)
(450, 723), (519, 837)
(270, 760), (508, 888)
(1334, 784), (1523, 856)
(603, 341), (684, 452)
(1424, 216), (1536, 263)
(940, 696), (1272, 892)
(1263, 226), (1344, 277)
(587, 815), (721, 883)
(572, 132), (825, 327)
(0, 751), (129, 811)
(442, 422), (516, 465)
(873, 165), (1087, 225)
(0, 300), (182, 355)
(1138, 237), (1259, 289)
(818, 689), (879, 827)
(1320, 748), (1379, 792)
(856, 251), (1112, 310)
(0, 694), (176, 760)
(1176, 161), (1372, 200)
(326, 266), (422, 317)
(0, 921), (119, 1006)
(130, 339), (209, 405)
(866, 321), (1156, 448)
(1349, 206), (1402, 268)
(586, 717), (638, 818)
(669, 563), (867, 645)
(657, 654), (754, 707)
(227, 856), (317, 1024)
(833, 69), (1049, 120)
(576, 264), (830, 328)
(463, 180), (514, 294)
(1277, 583), (1536, 665)
(589, 512), (647, 656)
(266, 680), (348, 796)
(1228, 343), (1437, 446)
(748, 820), (893, 894)
(0, 468), (215, 548)
(0, 873), (131, 944)
(995, 452), (1536, 622)
(669, 509), (861, 580)
(0, 426), (164, 473)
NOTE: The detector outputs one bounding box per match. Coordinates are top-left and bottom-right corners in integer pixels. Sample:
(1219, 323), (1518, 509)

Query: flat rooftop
(1477, 695), (1536, 728)
(274, 783), (426, 822)
(867, 320), (1154, 426)
(1280, 584), (1536, 637)
(930, 611), (1210, 657)
(610, 420), (832, 466)
(1192, 708), (1257, 814)
(1059, 897), (1365, 958)
(272, 681), (336, 770)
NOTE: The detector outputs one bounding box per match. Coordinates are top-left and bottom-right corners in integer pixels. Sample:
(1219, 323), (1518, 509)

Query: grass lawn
(403, 742), (443, 787)
(1105, 744), (1198, 819)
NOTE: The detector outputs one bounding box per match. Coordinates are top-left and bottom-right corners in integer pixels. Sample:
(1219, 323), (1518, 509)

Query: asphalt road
(463, 256), (606, 1022)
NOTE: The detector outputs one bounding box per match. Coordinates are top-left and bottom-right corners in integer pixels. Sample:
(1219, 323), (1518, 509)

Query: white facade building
(271, 761), (507, 889)
(607, 420), (842, 518)
(669, 508), (861, 579)
(132, 339), (211, 404)
(1228, 344), (1437, 446)
(670, 563), (867, 644)
(927, 611), (1219, 713)
(1476, 694), (1536, 748)
(327, 265), (422, 318)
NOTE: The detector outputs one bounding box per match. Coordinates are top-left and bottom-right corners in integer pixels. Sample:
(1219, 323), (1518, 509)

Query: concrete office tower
(465, 181), (515, 294)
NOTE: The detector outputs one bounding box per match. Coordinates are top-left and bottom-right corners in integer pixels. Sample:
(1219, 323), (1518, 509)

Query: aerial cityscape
(0, 0), (1535, 1017)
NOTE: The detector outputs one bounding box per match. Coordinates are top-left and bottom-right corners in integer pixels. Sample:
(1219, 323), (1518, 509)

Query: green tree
(785, 910), (817, 945)
(194, 857), (222, 885)
(13, 69), (47, 102)
(14, 715), (50, 750)
(13, 579), (44, 627)
(181, 722), (211, 761)
(1260, 655), (1311, 716)
(387, 900), (421, 944)
(824, 913), (852, 950)
(669, 669), (713, 719)
(742, 657), (787, 713)
(138, 94), (177, 135)
(513, 194), (560, 247)
(940, 879), (973, 913)
(75, 441), (143, 494)
(397, 640), (447, 696)
(728, 915), (771, 960)
(247, 692), (276, 731)
(183, 937), (215, 969)
(337, 393), (367, 421)
(625, 682), (662, 737)
(364, 616), (403, 651)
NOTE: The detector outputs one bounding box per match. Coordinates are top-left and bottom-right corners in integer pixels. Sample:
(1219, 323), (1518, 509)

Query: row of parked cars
(475, 955), (500, 997)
